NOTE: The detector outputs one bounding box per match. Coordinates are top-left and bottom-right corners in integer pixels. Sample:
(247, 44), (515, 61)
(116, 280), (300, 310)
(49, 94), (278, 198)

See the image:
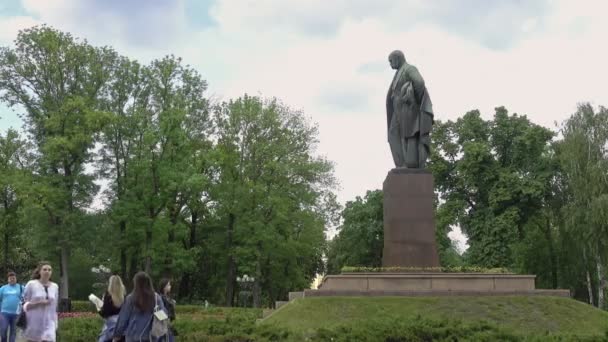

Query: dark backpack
(16, 285), (26, 329)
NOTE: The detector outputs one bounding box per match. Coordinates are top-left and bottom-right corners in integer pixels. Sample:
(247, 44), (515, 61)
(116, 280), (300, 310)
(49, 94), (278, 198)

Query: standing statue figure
(386, 50), (434, 169)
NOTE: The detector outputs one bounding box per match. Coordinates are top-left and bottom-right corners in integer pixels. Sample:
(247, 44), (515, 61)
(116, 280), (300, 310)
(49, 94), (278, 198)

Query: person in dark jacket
(98, 275), (126, 342)
(157, 278), (176, 342)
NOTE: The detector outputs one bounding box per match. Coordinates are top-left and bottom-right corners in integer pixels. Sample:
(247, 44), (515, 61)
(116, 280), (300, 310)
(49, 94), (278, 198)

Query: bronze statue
(386, 50), (434, 168)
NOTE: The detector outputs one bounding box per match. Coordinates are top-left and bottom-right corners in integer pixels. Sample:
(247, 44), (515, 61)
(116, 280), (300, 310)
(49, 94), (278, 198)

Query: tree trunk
(253, 257), (262, 308)
(190, 211), (197, 249)
(128, 251), (139, 289)
(596, 253), (605, 309)
(225, 213), (236, 307)
(583, 248), (595, 305)
(59, 245), (70, 299)
(543, 216), (558, 288)
(120, 220), (127, 282)
(145, 210), (154, 274)
(586, 268), (595, 305)
(178, 211), (198, 299)
(3, 230), (8, 276)
(164, 213), (178, 277)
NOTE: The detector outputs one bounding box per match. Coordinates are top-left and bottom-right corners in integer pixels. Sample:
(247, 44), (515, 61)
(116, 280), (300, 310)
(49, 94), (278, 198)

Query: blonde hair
(107, 275), (126, 307)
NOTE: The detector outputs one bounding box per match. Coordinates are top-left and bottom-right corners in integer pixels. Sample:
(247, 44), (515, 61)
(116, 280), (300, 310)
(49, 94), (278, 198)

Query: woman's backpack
(149, 294), (169, 338)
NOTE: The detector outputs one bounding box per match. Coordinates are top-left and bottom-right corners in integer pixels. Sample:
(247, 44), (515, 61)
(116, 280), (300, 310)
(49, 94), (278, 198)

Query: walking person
(98, 275), (126, 342)
(157, 279), (176, 342)
(0, 271), (24, 342)
(113, 272), (167, 342)
(22, 261), (59, 342)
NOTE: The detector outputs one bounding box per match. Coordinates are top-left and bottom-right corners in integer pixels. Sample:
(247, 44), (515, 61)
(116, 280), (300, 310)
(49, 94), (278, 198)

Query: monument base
(382, 168), (439, 267)
(305, 273), (570, 297)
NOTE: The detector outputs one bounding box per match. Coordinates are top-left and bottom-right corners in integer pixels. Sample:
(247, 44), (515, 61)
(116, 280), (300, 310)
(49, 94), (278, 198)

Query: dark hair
(7, 271), (16, 277)
(132, 272), (155, 312)
(32, 261), (52, 280)
(158, 278), (171, 296)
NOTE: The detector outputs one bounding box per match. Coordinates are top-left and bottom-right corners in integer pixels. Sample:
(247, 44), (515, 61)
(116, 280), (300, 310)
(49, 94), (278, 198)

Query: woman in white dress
(22, 261), (59, 342)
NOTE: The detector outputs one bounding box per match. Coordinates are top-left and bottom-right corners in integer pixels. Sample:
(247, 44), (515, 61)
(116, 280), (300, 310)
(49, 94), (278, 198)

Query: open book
(88, 293), (103, 311)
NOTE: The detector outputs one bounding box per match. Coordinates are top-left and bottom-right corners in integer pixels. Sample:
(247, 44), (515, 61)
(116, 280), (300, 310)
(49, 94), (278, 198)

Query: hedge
(56, 312), (601, 341)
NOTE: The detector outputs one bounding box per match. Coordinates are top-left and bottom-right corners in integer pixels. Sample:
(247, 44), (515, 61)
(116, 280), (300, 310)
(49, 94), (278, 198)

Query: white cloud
(0, 15), (41, 45)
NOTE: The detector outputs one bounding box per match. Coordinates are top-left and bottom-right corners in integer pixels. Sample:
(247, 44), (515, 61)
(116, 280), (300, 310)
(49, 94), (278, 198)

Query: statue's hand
(400, 82), (414, 105)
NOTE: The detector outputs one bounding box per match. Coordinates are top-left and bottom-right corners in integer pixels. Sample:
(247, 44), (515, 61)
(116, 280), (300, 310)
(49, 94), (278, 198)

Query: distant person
(22, 261), (59, 342)
(0, 271), (24, 342)
(113, 272), (167, 342)
(157, 278), (176, 342)
(98, 275), (126, 342)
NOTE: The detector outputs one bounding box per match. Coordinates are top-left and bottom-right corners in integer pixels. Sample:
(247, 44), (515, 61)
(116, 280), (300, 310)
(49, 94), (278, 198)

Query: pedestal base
(307, 273), (570, 297)
(382, 168), (439, 267)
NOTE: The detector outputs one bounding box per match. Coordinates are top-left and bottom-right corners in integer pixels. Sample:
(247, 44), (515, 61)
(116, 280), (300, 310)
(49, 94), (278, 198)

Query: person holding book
(97, 275), (126, 342)
(0, 271), (24, 342)
(22, 261), (59, 342)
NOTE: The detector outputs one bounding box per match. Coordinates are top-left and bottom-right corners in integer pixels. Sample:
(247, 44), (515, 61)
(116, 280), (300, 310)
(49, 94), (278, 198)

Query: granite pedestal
(382, 168), (439, 267)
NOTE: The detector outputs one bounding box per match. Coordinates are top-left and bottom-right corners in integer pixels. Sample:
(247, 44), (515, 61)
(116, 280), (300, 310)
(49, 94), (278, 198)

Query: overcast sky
(1, 0), (607, 250)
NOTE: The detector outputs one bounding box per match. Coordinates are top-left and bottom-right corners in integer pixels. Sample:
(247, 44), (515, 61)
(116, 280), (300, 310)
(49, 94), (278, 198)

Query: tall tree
(557, 103), (608, 308)
(429, 107), (555, 268)
(0, 129), (32, 275)
(0, 26), (116, 298)
(212, 95), (338, 306)
(97, 55), (144, 282)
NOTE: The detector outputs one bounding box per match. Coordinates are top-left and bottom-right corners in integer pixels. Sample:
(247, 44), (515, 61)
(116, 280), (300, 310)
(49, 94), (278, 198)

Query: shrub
(70, 300), (96, 313)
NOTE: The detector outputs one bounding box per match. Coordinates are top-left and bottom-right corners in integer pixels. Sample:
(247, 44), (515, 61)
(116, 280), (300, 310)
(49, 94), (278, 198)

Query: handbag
(16, 285), (26, 329)
(149, 295), (169, 338)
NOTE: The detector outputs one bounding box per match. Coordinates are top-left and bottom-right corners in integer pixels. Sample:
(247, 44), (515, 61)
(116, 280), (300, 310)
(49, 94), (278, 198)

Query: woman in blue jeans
(0, 271), (24, 342)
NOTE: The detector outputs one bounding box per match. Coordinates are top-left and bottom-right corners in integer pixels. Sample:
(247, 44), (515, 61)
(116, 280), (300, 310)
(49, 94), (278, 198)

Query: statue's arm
(407, 66), (426, 104)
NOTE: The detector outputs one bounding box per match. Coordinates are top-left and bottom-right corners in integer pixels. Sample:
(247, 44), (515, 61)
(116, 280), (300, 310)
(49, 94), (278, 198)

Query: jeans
(0, 312), (17, 342)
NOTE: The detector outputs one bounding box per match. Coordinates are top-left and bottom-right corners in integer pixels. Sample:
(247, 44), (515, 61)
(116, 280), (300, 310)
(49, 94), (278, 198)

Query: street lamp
(236, 274), (255, 307)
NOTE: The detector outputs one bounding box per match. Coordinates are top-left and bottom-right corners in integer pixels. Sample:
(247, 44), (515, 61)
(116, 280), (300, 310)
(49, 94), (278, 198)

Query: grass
(261, 296), (608, 339)
(58, 298), (608, 341)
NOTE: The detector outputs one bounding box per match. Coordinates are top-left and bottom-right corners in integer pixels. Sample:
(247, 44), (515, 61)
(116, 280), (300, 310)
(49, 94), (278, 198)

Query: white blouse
(23, 280), (59, 342)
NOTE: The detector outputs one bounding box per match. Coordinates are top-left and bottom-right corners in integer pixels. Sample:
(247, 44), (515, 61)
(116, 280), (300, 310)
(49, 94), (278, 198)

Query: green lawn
(56, 298), (608, 341)
(262, 296), (608, 339)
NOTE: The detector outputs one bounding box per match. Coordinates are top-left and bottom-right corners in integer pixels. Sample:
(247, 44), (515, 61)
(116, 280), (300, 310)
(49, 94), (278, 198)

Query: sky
(1, 0), (608, 251)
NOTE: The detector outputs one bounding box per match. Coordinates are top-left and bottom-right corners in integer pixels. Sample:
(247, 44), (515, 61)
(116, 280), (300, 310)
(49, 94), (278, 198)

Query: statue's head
(388, 50), (405, 70)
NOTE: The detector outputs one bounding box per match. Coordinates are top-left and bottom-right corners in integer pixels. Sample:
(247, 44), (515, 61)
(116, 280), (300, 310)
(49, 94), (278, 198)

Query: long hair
(132, 272), (155, 312)
(157, 278), (171, 296)
(107, 275), (126, 307)
(31, 261), (52, 280)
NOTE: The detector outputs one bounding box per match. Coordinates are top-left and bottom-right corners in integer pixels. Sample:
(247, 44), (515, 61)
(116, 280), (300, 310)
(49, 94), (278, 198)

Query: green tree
(429, 107), (555, 269)
(326, 190), (383, 274)
(0, 129), (32, 275)
(0, 26), (116, 298)
(557, 103), (608, 308)
(212, 95), (338, 306)
(97, 55), (144, 282)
